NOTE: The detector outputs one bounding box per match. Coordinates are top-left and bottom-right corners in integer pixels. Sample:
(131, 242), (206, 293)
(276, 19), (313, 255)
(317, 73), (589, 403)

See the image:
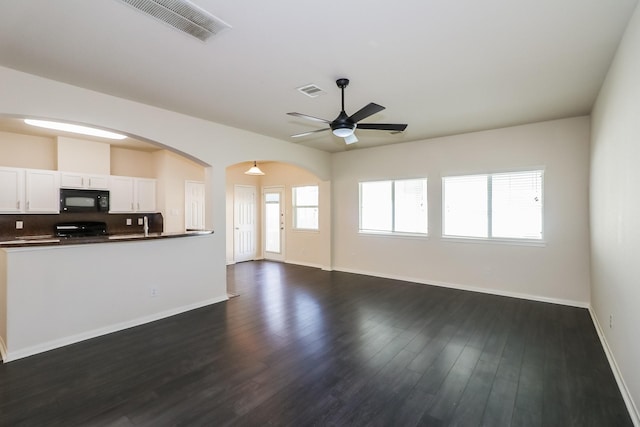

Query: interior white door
(234, 185), (257, 263)
(185, 180), (205, 230)
(263, 187), (285, 261)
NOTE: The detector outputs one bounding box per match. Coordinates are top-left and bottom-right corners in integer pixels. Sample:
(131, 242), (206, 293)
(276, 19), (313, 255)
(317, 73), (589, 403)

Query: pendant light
(245, 161), (265, 176)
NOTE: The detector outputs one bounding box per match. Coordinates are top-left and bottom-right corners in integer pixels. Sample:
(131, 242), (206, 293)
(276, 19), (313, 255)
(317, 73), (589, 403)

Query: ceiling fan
(287, 78), (407, 145)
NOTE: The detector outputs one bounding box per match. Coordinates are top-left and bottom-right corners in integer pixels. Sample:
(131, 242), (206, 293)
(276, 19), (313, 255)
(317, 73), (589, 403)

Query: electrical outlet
(151, 288), (158, 297)
(126, 218), (132, 226)
(16, 221), (23, 229)
(609, 314), (613, 329)
(138, 218), (144, 225)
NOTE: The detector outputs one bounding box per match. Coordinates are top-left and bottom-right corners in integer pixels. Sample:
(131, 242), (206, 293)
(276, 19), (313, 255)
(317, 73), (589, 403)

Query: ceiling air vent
(297, 84), (326, 98)
(118, 0), (231, 42)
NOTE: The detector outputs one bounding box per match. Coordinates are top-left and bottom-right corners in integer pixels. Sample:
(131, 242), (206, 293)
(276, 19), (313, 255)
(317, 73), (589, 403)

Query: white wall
(260, 162), (331, 270)
(154, 150), (205, 233)
(57, 136), (110, 174)
(0, 250), (6, 361)
(2, 235), (223, 361)
(0, 65), (332, 305)
(110, 146), (156, 178)
(591, 2), (640, 422)
(0, 131), (56, 170)
(332, 117), (591, 305)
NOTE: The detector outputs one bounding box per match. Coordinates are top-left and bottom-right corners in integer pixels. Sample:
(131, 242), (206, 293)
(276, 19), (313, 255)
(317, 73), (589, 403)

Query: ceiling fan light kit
(287, 78), (407, 146)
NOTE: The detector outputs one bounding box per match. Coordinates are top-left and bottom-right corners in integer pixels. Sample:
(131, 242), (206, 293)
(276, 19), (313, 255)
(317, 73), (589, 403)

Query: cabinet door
(135, 178), (156, 212)
(0, 167), (24, 213)
(109, 176), (135, 212)
(86, 175), (109, 190)
(25, 169), (60, 213)
(60, 172), (85, 189)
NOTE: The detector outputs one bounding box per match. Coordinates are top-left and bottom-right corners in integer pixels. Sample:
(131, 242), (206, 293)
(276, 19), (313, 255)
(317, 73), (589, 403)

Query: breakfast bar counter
(0, 230), (226, 363)
(0, 230), (213, 248)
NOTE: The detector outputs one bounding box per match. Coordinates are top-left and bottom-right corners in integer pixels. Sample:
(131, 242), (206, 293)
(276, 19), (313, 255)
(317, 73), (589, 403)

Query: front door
(234, 185), (257, 263)
(263, 187), (285, 261)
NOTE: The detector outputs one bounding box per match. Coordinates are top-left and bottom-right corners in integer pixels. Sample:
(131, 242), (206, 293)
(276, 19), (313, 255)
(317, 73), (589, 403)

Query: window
(359, 178), (427, 235)
(443, 170), (543, 240)
(292, 185), (319, 230)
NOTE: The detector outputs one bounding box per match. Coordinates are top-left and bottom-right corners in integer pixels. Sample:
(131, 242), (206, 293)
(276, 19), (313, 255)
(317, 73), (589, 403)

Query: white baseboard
(332, 266), (589, 308)
(285, 260), (332, 271)
(589, 307), (640, 426)
(3, 295), (228, 363)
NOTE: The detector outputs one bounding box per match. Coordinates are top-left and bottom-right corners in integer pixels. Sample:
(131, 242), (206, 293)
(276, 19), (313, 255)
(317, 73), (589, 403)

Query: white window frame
(442, 169), (544, 244)
(359, 178), (428, 237)
(292, 185), (319, 231)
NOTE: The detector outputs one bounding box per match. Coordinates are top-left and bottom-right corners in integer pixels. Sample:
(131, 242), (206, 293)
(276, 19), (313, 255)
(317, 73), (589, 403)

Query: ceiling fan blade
(348, 103), (385, 123)
(287, 112), (331, 124)
(291, 128), (330, 138)
(356, 123), (408, 132)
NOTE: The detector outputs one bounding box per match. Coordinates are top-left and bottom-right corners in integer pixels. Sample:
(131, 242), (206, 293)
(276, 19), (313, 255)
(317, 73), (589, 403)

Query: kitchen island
(0, 231), (226, 362)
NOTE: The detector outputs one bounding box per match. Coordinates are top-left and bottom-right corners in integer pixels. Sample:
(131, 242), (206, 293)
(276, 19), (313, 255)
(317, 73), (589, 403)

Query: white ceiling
(0, 0), (637, 153)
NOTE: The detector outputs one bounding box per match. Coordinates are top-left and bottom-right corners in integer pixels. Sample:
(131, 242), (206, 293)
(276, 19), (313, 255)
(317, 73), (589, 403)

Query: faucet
(143, 216), (149, 237)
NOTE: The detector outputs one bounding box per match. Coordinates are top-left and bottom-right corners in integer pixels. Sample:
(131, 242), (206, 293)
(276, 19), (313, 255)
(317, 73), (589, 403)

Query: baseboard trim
(3, 295), (229, 363)
(285, 260), (332, 271)
(589, 307), (640, 426)
(332, 266), (589, 308)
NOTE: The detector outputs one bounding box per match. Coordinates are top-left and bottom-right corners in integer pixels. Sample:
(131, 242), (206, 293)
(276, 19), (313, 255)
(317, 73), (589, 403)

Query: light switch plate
(16, 220), (23, 229)
(126, 218), (132, 226)
(138, 218), (144, 225)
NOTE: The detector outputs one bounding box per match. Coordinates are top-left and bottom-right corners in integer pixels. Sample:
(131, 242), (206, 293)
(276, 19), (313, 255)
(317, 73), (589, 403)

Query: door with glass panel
(263, 187), (285, 261)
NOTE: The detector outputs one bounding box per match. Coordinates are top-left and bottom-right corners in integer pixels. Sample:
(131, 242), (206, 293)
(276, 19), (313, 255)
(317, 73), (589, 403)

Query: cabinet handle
(26, 201), (30, 210)
(137, 202), (140, 210)
(131, 203), (134, 211)
(81, 177), (85, 187)
(88, 178), (92, 187)
(16, 200), (20, 210)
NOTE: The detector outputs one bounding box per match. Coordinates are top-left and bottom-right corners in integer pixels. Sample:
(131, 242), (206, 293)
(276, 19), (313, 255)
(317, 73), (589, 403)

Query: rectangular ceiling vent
(118, 0), (231, 42)
(297, 84), (326, 98)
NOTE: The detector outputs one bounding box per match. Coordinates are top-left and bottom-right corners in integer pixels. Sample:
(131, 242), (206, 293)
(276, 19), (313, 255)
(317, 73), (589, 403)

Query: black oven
(60, 189), (110, 213)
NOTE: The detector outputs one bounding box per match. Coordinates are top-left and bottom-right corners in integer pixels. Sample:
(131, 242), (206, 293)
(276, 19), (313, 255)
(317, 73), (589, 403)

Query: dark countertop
(0, 230), (214, 248)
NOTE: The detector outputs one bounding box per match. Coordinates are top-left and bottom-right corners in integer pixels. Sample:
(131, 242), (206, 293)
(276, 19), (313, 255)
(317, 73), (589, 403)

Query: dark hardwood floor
(0, 261), (633, 426)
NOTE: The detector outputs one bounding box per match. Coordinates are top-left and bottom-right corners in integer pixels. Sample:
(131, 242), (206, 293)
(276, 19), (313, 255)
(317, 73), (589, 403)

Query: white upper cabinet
(60, 172), (109, 190)
(24, 169), (60, 213)
(0, 167), (25, 213)
(109, 176), (135, 212)
(109, 175), (156, 213)
(0, 167), (59, 213)
(135, 178), (156, 213)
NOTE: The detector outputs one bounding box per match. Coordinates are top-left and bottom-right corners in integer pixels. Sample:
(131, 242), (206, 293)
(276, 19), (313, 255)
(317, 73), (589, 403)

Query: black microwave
(60, 189), (110, 213)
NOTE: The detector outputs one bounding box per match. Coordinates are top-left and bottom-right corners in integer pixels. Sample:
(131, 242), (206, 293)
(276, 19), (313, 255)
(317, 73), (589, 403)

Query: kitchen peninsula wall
(0, 130), (205, 233)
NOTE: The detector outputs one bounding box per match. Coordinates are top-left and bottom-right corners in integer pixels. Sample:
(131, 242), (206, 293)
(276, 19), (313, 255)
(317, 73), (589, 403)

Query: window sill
(441, 236), (546, 247)
(358, 231), (429, 240)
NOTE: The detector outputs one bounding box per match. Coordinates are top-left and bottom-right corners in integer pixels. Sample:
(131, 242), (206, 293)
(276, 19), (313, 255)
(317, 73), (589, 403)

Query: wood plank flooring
(0, 261), (633, 426)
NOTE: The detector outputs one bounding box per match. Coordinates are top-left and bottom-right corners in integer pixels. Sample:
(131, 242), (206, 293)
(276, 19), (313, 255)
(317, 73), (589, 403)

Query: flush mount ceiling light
(24, 119), (127, 140)
(245, 161), (265, 176)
